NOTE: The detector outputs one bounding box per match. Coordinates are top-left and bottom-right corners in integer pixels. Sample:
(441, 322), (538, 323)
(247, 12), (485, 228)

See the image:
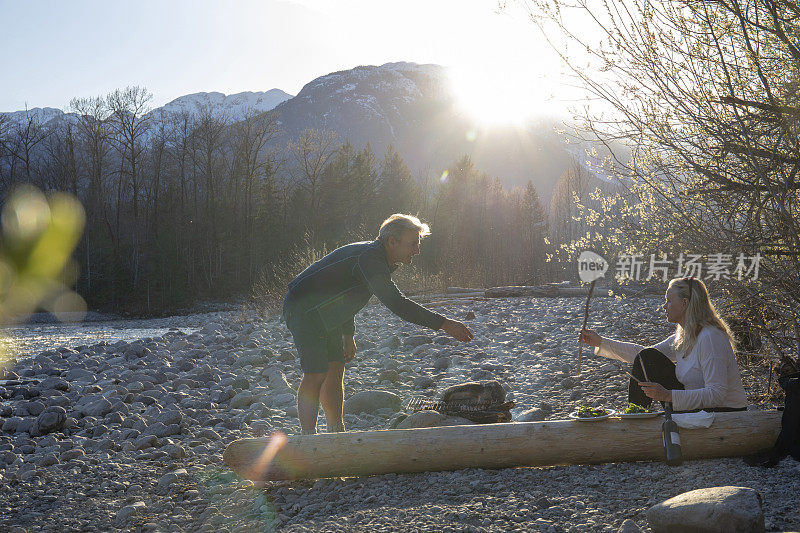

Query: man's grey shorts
(283, 301), (344, 374)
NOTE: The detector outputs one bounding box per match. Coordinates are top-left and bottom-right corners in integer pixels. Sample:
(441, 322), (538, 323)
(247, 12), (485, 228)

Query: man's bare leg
(297, 372), (327, 434)
(320, 361), (345, 432)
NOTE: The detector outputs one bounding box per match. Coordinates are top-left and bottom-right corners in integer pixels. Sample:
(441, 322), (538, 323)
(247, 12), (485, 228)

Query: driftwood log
(223, 410), (781, 481)
(484, 284), (603, 298)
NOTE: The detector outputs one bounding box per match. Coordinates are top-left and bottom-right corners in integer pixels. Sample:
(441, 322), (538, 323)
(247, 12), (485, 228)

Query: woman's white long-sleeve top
(595, 326), (748, 411)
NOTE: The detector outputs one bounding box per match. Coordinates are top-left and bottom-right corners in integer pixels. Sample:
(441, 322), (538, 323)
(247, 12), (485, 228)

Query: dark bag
(745, 371), (800, 467)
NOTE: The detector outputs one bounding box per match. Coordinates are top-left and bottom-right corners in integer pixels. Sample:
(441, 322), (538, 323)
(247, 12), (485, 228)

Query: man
(283, 214), (474, 434)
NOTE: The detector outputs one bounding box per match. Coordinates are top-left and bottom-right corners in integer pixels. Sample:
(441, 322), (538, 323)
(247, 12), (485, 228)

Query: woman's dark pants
(627, 348), (684, 408)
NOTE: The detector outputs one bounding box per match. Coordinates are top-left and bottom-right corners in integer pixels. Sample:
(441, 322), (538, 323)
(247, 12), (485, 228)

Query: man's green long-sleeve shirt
(284, 240), (445, 335)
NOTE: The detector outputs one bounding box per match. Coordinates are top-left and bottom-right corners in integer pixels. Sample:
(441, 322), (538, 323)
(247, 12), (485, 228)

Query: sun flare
(448, 65), (554, 126)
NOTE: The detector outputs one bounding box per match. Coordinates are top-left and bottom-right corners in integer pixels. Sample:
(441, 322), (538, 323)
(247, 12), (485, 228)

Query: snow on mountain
(0, 89), (293, 128)
(154, 89), (292, 121)
(1, 107), (70, 127)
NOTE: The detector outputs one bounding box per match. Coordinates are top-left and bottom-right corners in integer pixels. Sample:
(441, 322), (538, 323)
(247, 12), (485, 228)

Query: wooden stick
(576, 279), (597, 375)
(621, 368), (642, 385)
(639, 357), (650, 382)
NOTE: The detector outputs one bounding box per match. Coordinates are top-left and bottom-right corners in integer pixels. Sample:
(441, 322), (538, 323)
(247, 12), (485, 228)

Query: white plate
(569, 409), (616, 421)
(616, 411), (663, 419)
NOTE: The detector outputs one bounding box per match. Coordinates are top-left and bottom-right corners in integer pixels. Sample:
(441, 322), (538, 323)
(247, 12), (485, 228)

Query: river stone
(116, 501), (146, 525)
(198, 428), (221, 440)
(273, 393), (296, 406)
(37, 453), (59, 467)
(378, 369), (400, 383)
(646, 486), (764, 533)
(19, 400), (45, 417)
(403, 335), (433, 348)
(47, 395), (71, 408)
(155, 410), (182, 426)
(1, 450), (17, 464)
(397, 411), (473, 429)
(263, 368), (291, 390)
(31, 406), (67, 437)
(134, 434), (158, 450)
(412, 376), (435, 389)
(39, 377), (69, 392)
(380, 334), (402, 350)
(65, 368), (96, 383)
(618, 519), (644, 533)
(230, 391), (256, 409)
(433, 356), (452, 371)
(15, 418), (34, 434)
(145, 422), (181, 438)
(3, 419), (22, 437)
(157, 467), (188, 494)
(343, 390), (402, 415)
(74, 395), (113, 417)
(517, 408), (546, 422)
(163, 444), (186, 459)
(60, 448), (85, 461)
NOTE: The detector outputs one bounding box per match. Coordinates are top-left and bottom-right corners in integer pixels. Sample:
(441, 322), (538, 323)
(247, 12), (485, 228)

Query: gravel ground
(0, 295), (796, 532)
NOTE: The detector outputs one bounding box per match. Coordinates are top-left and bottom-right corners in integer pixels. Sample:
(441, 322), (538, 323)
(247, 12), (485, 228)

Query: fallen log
(223, 410), (781, 481)
(446, 287), (484, 294)
(484, 285), (608, 298)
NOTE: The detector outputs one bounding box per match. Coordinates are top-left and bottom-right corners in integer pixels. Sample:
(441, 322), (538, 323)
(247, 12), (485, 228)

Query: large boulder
(343, 390), (402, 415)
(30, 406), (67, 437)
(647, 486), (764, 533)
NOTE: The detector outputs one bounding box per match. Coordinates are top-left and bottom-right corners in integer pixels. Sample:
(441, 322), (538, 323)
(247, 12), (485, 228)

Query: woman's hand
(639, 382), (673, 402)
(578, 329), (602, 347)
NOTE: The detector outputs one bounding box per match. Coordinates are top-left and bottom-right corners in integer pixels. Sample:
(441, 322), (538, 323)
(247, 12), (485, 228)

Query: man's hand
(343, 335), (356, 363)
(441, 318), (473, 342)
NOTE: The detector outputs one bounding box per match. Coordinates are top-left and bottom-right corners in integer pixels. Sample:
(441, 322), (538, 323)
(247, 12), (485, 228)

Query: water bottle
(662, 402), (683, 466)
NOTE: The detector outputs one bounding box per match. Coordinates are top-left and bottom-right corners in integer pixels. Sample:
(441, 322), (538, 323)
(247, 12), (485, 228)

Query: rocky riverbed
(0, 296), (796, 532)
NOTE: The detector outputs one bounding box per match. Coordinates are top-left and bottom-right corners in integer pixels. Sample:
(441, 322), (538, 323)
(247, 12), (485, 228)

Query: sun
(447, 65), (554, 126)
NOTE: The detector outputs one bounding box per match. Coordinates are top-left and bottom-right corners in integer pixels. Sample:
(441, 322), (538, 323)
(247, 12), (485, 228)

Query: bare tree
(0, 108), (52, 188)
(106, 86), (153, 288)
(287, 128), (338, 240)
(229, 108), (281, 282)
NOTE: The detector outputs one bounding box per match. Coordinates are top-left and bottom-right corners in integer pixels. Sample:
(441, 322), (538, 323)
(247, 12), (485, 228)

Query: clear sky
(0, 0), (584, 121)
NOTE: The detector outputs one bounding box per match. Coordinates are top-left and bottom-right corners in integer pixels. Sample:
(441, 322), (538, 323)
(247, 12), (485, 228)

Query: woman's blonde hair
(669, 277), (736, 354)
(377, 214), (431, 242)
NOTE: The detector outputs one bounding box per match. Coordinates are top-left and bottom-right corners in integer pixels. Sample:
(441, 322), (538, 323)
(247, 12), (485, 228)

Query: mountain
(155, 90), (292, 121)
(1, 64), (582, 201)
(269, 62), (572, 201)
(0, 89), (292, 129)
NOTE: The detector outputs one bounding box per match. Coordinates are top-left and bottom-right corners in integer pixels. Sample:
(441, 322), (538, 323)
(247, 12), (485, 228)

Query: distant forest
(0, 88), (561, 315)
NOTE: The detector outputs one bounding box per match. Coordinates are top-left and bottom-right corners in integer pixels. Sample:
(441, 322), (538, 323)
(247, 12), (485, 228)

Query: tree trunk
(224, 411), (781, 481)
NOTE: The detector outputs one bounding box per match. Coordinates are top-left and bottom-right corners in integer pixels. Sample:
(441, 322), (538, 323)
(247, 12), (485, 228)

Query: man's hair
(377, 214), (431, 243)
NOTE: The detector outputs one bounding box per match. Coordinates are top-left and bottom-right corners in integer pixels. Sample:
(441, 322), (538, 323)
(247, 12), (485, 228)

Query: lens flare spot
(440, 170), (449, 183)
(2, 186), (50, 242)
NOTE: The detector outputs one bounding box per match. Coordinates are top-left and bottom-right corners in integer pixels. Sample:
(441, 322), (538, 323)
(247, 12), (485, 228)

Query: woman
(579, 277), (748, 412)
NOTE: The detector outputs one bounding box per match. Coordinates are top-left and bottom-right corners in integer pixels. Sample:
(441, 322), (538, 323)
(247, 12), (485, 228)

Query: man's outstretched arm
(356, 252), (473, 341)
